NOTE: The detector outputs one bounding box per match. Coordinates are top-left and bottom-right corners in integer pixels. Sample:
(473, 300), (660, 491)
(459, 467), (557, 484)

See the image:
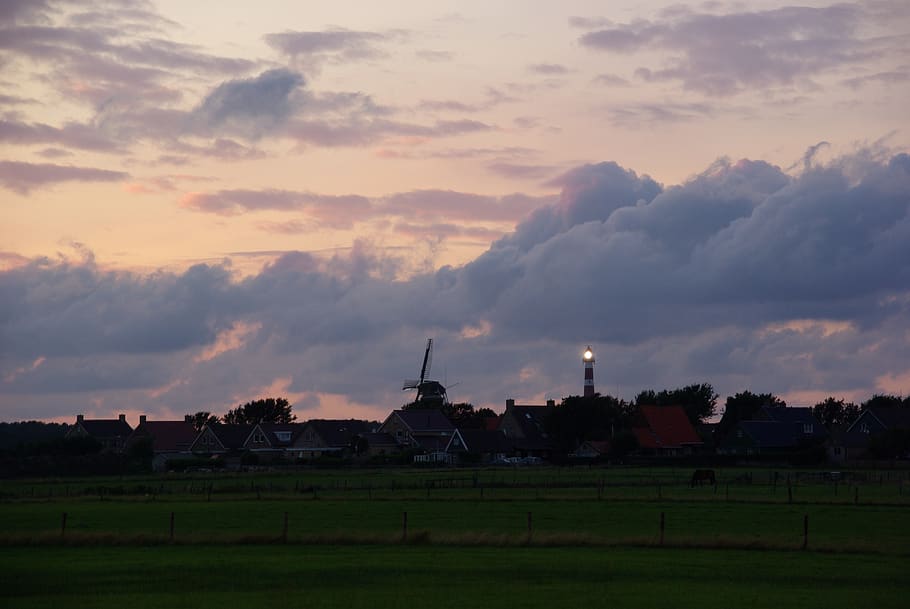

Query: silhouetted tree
(223, 397), (295, 424)
(546, 394), (633, 453)
(401, 400), (495, 427)
(188, 411), (219, 431)
(861, 394), (907, 410)
(812, 397), (860, 429)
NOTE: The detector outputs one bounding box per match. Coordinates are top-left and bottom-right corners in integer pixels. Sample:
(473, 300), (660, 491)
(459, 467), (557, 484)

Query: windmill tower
(583, 345), (595, 398)
(402, 338), (449, 405)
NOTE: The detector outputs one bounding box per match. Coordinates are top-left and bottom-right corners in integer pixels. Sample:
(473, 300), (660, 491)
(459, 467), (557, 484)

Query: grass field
(2, 466), (908, 607)
(2, 544), (909, 609)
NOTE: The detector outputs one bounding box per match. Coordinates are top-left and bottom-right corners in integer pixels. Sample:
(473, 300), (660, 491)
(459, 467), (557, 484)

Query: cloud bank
(2, 150), (909, 420)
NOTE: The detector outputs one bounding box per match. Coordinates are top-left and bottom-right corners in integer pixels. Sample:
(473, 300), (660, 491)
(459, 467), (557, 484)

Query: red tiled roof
(633, 405), (702, 449)
(132, 421), (198, 452)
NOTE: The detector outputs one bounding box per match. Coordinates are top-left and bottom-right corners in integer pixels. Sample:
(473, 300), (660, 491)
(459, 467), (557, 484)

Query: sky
(2, 0), (910, 425)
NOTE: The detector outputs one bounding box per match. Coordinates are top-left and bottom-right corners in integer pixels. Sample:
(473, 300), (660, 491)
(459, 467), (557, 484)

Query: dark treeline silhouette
(401, 400), (497, 428)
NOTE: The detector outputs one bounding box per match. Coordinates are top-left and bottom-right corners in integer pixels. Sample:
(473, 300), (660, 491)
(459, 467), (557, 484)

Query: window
(736, 429), (743, 438)
(276, 431), (291, 442)
(803, 423), (813, 434)
(861, 423), (870, 434)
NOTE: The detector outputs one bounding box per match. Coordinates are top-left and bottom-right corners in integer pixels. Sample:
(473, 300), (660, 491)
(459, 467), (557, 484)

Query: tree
(188, 411), (219, 431)
(222, 397), (295, 424)
(545, 394), (632, 453)
(812, 397), (860, 429)
(401, 400), (495, 428)
(861, 394), (906, 410)
(635, 383), (719, 426)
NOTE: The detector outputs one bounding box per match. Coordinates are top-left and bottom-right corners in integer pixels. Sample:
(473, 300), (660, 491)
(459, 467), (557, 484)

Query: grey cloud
(0, 119), (122, 152)
(579, 3), (894, 96)
(181, 188), (370, 227)
(607, 101), (716, 127)
(192, 69), (305, 137)
(0, 160), (127, 194)
(487, 162), (560, 181)
(264, 28), (395, 70)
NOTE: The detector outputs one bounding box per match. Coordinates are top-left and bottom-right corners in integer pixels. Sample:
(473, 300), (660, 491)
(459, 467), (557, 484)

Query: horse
(691, 469), (716, 487)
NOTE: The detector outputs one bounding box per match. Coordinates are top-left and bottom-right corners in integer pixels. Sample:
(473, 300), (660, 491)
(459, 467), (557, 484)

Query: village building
(498, 399), (556, 459)
(379, 409), (455, 462)
(632, 405), (703, 456)
(287, 419), (374, 460)
(66, 414), (133, 452)
(126, 415), (198, 471)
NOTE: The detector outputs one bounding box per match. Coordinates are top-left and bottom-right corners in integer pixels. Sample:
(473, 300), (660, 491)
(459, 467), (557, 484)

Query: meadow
(2, 466), (908, 608)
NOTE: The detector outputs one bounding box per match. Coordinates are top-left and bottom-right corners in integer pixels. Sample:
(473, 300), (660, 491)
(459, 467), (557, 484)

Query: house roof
(503, 405), (553, 449)
(389, 409), (454, 432)
(452, 429), (512, 454)
(633, 405), (702, 449)
(865, 407), (910, 431)
(257, 423), (305, 447)
(78, 418), (133, 438)
(737, 421), (799, 448)
(360, 432), (398, 448)
(304, 419), (374, 447)
(131, 421), (198, 452)
(207, 423), (254, 450)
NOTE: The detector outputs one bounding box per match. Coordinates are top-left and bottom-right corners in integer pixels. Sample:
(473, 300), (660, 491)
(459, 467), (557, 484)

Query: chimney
(76, 414), (84, 423)
(506, 398), (515, 409)
(139, 415), (147, 425)
(546, 399), (555, 407)
(118, 414), (126, 423)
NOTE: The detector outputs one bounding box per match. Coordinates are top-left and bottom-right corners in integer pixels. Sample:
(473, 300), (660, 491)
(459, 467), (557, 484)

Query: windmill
(402, 338), (449, 405)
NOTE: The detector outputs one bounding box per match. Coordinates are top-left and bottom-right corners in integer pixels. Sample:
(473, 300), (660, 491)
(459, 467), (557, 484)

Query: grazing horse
(691, 469), (716, 487)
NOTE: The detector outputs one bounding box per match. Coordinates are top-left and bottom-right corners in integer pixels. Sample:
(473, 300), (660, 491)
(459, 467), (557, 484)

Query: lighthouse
(583, 346), (595, 397)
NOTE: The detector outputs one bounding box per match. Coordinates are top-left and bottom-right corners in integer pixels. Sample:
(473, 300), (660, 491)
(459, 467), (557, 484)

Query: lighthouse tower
(583, 346), (595, 398)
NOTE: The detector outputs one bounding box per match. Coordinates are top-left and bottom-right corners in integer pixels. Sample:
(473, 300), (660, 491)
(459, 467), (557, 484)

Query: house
(288, 419), (374, 460)
(190, 423), (254, 455)
(632, 405), (703, 456)
(845, 407), (910, 459)
(355, 432), (400, 458)
(826, 426), (871, 464)
(379, 409), (455, 461)
(571, 440), (611, 459)
(717, 406), (827, 458)
(445, 428), (512, 463)
(755, 406), (828, 442)
(847, 407), (910, 436)
(244, 422), (305, 461)
(66, 414), (133, 452)
(126, 415), (198, 471)
(498, 399), (555, 459)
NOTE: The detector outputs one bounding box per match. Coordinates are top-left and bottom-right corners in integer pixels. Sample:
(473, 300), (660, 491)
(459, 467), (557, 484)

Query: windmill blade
(418, 338), (433, 383)
(402, 379), (420, 390)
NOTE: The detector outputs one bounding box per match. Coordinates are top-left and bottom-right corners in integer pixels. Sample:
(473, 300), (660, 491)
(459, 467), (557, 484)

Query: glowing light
(583, 347), (594, 361)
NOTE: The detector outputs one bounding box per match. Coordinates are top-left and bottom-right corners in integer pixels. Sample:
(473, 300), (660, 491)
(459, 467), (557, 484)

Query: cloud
(0, 160), (127, 194)
(3, 150), (910, 419)
(607, 100), (717, 127)
(264, 28), (399, 72)
(191, 69), (305, 137)
(0, 119), (121, 152)
(529, 63), (570, 75)
(180, 188), (370, 227)
(578, 3), (902, 96)
(487, 162), (560, 181)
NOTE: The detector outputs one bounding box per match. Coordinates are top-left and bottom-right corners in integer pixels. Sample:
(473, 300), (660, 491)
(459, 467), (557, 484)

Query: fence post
(169, 511), (175, 541)
(788, 485), (793, 504)
(60, 512), (67, 539)
(402, 511), (408, 542)
(802, 514), (808, 550)
(854, 487), (859, 505)
(282, 512), (288, 543)
(527, 511), (532, 543)
(659, 512), (665, 546)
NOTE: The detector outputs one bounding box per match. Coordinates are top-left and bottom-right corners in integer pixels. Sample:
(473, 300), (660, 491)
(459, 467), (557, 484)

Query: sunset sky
(2, 0), (910, 425)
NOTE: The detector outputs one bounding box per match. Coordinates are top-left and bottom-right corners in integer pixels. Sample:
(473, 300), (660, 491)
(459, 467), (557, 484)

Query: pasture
(1, 466), (908, 608)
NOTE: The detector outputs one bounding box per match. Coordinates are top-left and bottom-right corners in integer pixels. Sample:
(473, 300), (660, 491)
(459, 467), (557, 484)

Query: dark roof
(633, 405), (702, 449)
(411, 432), (452, 452)
(131, 421), (198, 452)
(207, 423), (254, 450)
(455, 429), (512, 454)
(737, 421), (799, 448)
(78, 419), (132, 438)
(866, 407), (910, 431)
(503, 405), (553, 449)
(304, 419), (374, 447)
(258, 423), (305, 447)
(759, 406), (827, 439)
(391, 409), (454, 432)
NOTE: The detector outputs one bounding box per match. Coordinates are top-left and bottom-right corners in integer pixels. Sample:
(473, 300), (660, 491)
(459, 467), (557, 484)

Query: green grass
(1, 544), (907, 609)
